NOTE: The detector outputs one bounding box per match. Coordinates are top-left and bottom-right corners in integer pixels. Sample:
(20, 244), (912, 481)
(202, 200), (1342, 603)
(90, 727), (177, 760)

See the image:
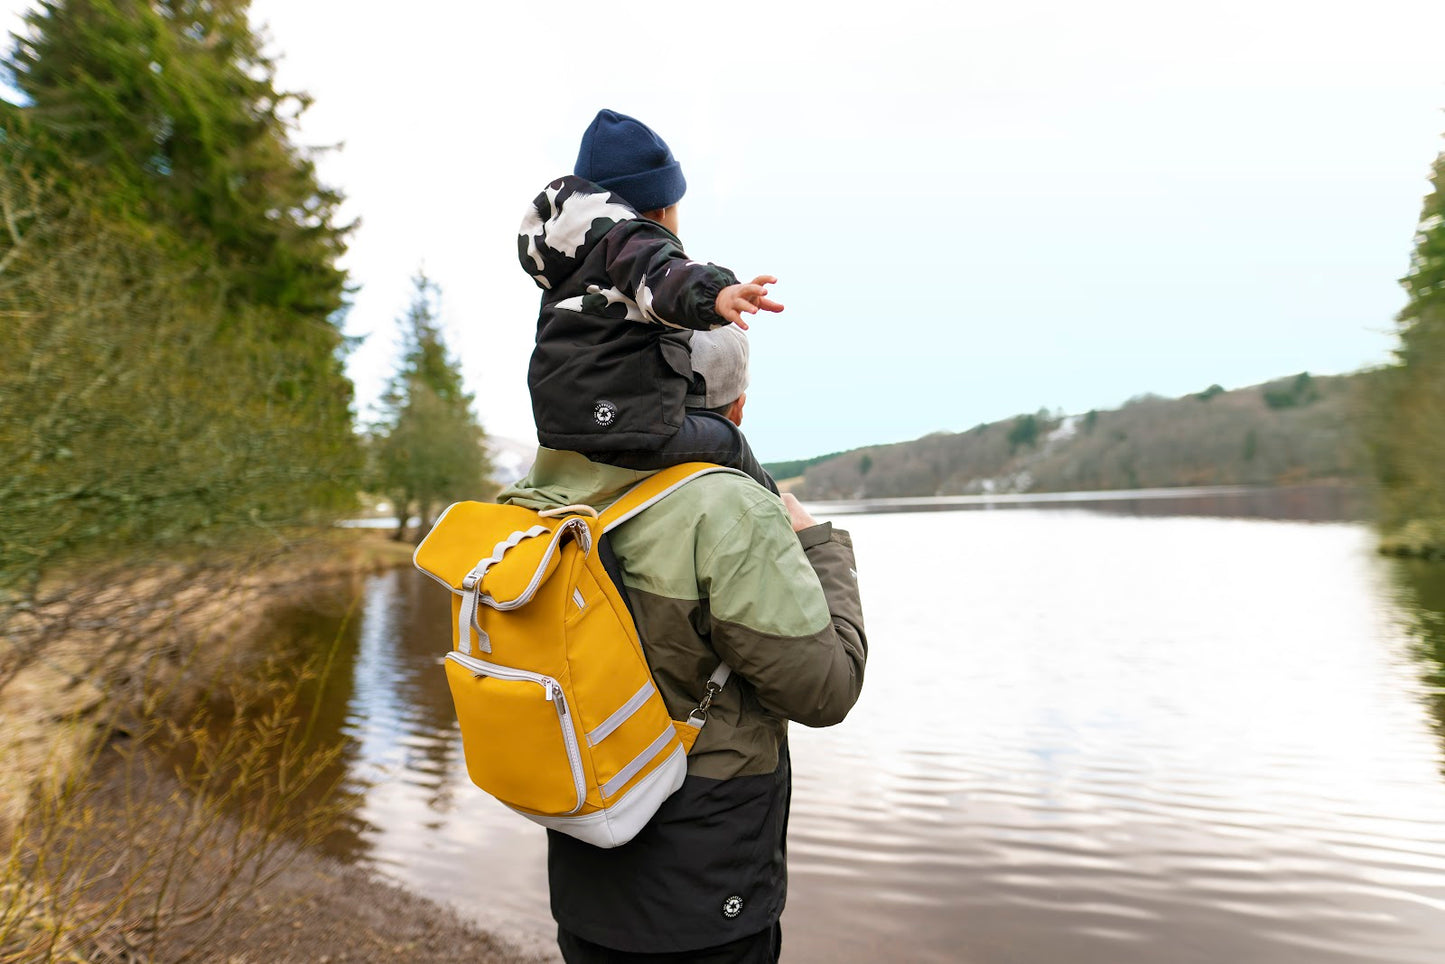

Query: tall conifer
(1371, 143), (1445, 553)
(372, 273), (492, 540)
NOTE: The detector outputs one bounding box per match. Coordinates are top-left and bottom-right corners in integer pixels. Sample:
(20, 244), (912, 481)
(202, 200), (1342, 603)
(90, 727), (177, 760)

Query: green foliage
(0, 1), (360, 598)
(1263, 372), (1320, 410)
(1006, 414), (1039, 453)
(8, 0), (354, 444)
(1196, 384), (1225, 401)
(0, 155), (358, 598)
(762, 450), (849, 481)
(858, 454), (873, 476)
(10, 0), (350, 319)
(370, 273), (491, 539)
(1365, 141), (1445, 555)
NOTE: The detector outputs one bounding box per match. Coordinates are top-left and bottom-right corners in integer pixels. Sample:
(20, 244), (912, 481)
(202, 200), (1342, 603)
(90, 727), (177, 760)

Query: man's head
(574, 109), (686, 216)
(685, 326), (750, 426)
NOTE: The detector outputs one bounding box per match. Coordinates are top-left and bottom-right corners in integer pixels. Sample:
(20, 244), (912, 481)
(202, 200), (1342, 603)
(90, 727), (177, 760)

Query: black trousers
(557, 922), (782, 964)
(601, 411), (779, 495)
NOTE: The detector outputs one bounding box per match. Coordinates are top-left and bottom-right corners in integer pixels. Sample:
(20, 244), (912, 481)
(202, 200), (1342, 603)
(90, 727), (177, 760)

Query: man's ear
(727, 393), (746, 427)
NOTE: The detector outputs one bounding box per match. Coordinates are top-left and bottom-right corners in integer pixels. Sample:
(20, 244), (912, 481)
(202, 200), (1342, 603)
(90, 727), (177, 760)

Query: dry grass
(0, 529), (417, 962)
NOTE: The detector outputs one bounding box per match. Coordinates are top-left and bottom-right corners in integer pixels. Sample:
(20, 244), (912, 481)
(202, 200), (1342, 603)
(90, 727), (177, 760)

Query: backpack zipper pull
(548, 682), (565, 712)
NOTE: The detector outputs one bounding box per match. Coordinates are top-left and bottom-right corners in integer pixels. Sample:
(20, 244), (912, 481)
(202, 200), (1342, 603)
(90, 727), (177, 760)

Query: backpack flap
(414, 502), (544, 587)
(414, 502), (593, 654)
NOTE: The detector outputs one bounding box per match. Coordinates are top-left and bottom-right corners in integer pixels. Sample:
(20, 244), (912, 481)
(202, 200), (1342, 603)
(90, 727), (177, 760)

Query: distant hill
(786, 373), (1368, 501)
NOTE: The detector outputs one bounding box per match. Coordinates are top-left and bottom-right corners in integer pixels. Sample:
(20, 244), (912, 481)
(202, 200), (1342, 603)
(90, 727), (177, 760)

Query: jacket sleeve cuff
(796, 521), (834, 550)
(694, 266), (741, 329)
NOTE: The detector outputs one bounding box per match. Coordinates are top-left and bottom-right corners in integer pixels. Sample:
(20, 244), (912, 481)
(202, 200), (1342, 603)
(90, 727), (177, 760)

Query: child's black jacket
(519, 176), (738, 452)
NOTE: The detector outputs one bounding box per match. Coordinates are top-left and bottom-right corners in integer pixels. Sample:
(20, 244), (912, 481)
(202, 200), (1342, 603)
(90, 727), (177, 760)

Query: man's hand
(780, 493), (818, 533)
(715, 275), (784, 330)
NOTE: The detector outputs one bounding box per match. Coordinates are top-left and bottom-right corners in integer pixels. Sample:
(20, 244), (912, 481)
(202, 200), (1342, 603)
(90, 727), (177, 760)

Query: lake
(283, 489), (1445, 963)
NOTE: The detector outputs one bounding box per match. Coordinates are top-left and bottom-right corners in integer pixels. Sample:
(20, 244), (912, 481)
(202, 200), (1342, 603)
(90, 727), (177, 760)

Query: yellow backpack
(412, 463), (738, 848)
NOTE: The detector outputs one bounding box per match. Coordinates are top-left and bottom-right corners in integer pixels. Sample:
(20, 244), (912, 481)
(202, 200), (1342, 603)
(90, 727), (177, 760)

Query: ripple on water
(290, 515), (1445, 964)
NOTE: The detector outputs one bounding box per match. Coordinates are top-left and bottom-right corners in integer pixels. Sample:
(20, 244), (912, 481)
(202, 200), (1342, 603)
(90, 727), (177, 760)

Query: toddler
(518, 109), (781, 492)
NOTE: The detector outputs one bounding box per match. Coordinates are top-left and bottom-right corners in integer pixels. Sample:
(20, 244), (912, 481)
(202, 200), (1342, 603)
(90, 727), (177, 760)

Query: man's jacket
(500, 449), (867, 953)
(519, 176), (739, 453)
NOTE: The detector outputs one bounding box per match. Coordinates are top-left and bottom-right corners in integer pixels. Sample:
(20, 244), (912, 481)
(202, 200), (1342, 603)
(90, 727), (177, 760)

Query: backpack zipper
(444, 650), (586, 815)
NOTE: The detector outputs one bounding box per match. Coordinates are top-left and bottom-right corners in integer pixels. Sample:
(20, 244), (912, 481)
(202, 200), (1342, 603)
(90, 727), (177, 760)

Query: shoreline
(1, 528), (547, 963)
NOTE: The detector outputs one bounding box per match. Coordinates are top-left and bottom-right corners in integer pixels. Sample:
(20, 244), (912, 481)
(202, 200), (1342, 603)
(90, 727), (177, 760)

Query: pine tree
(8, 0), (355, 435)
(1371, 144), (1445, 555)
(9, 0), (350, 316)
(372, 273), (492, 540)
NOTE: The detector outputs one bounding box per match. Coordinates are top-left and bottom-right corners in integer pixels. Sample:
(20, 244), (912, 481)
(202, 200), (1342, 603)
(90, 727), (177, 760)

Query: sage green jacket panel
(500, 449), (868, 781)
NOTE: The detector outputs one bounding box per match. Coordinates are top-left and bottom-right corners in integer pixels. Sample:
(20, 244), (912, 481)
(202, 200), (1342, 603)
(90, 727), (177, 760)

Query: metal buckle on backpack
(688, 679), (724, 725)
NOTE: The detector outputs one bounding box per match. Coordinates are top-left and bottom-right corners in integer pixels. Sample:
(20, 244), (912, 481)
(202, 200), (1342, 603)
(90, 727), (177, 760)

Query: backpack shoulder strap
(598, 462), (747, 533)
(595, 461), (747, 750)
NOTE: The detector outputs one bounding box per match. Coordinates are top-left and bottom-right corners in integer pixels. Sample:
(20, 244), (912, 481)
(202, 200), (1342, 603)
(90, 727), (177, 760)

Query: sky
(5, 0), (1444, 461)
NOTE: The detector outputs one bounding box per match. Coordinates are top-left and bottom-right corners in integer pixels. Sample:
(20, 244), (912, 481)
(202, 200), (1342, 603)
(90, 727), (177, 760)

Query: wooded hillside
(786, 373), (1366, 501)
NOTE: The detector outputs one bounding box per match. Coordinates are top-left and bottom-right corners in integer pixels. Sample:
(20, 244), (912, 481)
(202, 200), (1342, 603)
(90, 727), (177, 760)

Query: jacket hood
(518, 175), (640, 291)
(498, 447), (652, 512)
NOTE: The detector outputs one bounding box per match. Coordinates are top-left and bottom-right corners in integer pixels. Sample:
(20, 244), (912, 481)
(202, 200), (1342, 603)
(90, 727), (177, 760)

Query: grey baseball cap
(684, 325), (750, 409)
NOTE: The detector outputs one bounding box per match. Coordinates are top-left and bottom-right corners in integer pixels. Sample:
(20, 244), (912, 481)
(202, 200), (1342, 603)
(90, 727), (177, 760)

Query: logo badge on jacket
(722, 895), (743, 919)
(593, 400), (618, 427)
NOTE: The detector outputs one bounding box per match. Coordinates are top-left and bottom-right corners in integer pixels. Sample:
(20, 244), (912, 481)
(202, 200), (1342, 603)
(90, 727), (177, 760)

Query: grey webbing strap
(686, 662), (733, 729)
(457, 585), (490, 655)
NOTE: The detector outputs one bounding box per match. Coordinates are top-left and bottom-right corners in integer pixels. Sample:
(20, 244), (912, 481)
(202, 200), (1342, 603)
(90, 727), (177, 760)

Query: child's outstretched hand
(715, 275), (784, 330)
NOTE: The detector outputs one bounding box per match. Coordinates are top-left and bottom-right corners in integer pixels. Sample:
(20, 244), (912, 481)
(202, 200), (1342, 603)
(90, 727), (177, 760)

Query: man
(499, 325), (868, 963)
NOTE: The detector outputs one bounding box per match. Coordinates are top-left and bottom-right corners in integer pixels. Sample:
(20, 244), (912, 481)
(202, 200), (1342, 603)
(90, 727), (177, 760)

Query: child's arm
(602, 221), (781, 331)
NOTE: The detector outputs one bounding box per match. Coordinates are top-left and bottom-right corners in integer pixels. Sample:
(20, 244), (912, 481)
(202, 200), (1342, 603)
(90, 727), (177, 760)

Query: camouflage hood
(518, 175), (642, 292)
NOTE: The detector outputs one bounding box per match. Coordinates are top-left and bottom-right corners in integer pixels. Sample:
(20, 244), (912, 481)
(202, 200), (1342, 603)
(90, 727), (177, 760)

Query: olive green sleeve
(698, 497), (867, 728)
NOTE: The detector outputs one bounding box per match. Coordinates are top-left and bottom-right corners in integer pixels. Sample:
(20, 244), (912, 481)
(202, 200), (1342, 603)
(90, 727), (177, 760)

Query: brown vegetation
(794, 374), (1365, 501)
(0, 531), (529, 963)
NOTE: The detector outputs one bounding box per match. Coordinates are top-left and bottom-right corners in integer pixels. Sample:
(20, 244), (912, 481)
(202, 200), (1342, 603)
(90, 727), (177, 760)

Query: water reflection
(265, 505), (1445, 964)
(1389, 560), (1445, 766)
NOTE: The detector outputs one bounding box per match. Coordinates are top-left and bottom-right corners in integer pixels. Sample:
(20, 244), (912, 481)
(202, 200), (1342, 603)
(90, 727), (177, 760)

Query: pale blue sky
(6, 1), (1444, 461)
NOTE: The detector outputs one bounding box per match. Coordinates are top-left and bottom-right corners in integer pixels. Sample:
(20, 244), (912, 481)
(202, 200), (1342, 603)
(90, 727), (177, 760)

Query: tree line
(791, 374), (1366, 502)
(0, 0), (489, 603)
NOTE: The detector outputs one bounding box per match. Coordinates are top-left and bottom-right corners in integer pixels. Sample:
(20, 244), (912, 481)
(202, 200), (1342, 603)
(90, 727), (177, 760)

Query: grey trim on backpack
(587, 680), (658, 747)
(601, 725), (678, 799)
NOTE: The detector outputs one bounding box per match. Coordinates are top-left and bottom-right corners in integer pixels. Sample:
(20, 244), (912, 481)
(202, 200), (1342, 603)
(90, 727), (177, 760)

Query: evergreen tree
(7, 0), (355, 438)
(9, 0), (349, 318)
(372, 273), (491, 540)
(1369, 143), (1445, 555)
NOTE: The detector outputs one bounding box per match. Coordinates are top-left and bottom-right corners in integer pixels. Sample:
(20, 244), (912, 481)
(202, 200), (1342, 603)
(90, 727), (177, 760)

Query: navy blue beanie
(574, 109), (686, 213)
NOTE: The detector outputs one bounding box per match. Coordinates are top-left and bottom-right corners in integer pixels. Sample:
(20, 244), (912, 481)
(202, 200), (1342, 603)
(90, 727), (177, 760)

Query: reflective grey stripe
(572, 588), (586, 610)
(586, 681), (655, 747)
(600, 725), (675, 799)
